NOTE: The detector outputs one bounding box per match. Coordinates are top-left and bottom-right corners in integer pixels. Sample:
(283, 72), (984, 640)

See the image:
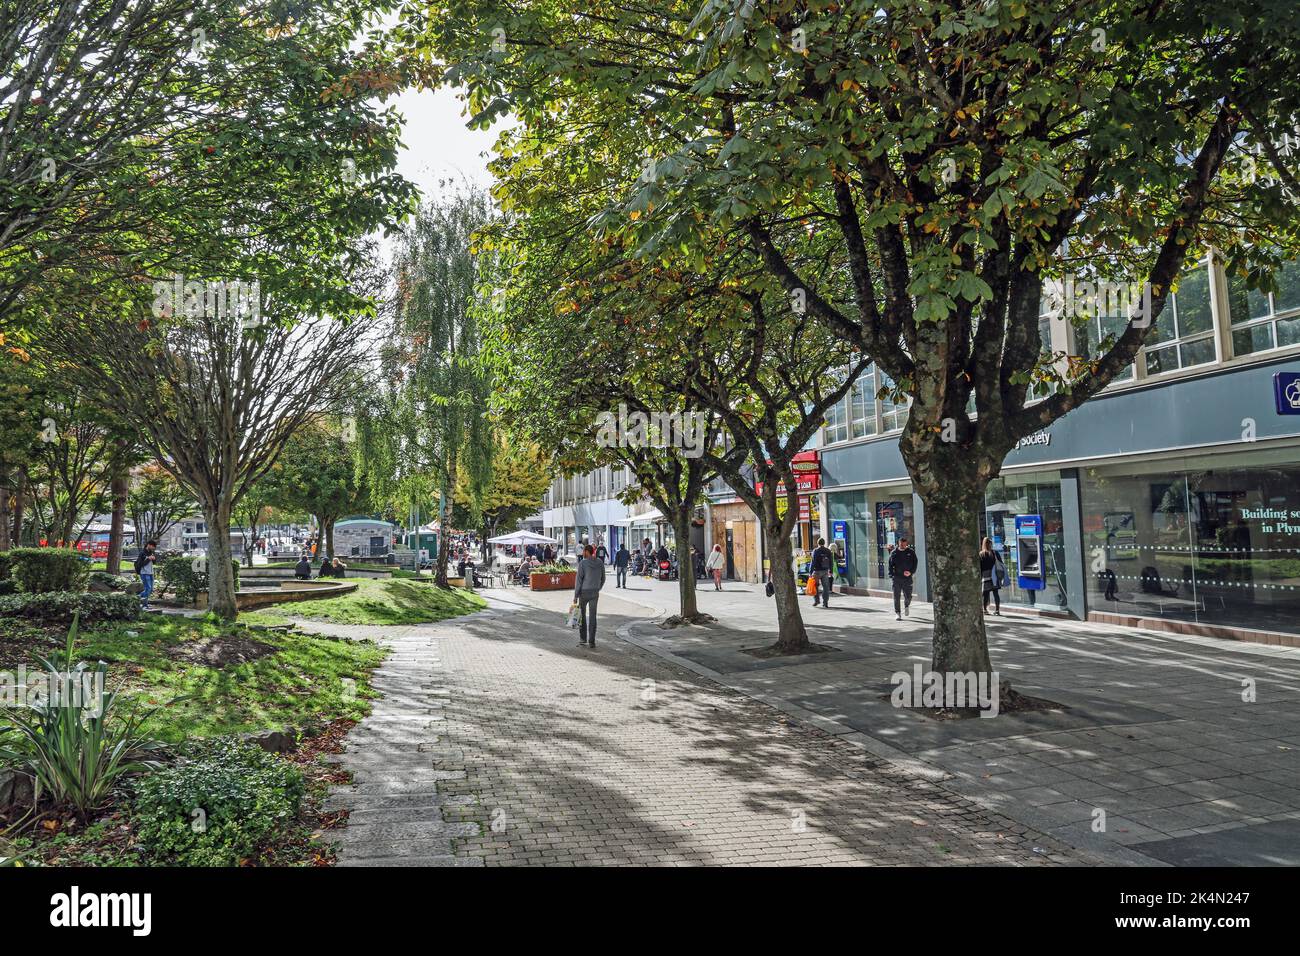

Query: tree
(357, 187), (495, 586)
(415, 0), (1300, 677)
(235, 483), (274, 568)
(1, 0), (424, 332)
(0, 347), (45, 551)
(51, 310), (367, 619)
(262, 420), (368, 562)
(21, 371), (137, 548)
(451, 437), (550, 557)
(476, 84), (863, 644)
(128, 463), (198, 552)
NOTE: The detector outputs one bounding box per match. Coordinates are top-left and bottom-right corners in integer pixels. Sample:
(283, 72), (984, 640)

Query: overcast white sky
(390, 83), (501, 201)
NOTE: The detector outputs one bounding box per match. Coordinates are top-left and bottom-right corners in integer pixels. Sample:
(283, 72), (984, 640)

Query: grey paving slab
(1135, 819), (1300, 866)
(306, 575), (1300, 866)
(602, 576), (1300, 862)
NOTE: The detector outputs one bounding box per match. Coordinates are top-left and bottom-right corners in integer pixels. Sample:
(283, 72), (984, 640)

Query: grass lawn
(242, 576), (486, 627)
(0, 614), (388, 744)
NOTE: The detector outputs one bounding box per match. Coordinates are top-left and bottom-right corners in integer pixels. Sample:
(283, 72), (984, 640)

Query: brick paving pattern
(322, 594), (1091, 866)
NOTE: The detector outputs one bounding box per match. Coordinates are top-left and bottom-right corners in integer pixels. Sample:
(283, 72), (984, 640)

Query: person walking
(980, 537), (1005, 615)
(595, 541), (608, 564)
(614, 542), (630, 588)
(705, 543), (724, 590)
(573, 544), (606, 647)
(134, 540), (158, 610)
(888, 536), (918, 620)
(810, 536), (836, 608)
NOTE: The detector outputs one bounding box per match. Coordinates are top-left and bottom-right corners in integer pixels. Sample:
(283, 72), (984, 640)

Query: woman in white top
(705, 543), (725, 590)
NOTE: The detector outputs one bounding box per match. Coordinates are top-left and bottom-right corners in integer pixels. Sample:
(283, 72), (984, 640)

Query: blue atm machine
(831, 520), (849, 580)
(1014, 514), (1046, 592)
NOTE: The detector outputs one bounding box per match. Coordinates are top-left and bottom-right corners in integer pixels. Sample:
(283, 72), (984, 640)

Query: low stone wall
(190, 580), (358, 610)
(250, 566), (392, 580)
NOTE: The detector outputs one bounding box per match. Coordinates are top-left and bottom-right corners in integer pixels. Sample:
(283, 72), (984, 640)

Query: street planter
(530, 570), (575, 591)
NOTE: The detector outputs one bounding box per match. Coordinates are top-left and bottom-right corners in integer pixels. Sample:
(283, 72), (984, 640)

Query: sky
(389, 83), (501, 201)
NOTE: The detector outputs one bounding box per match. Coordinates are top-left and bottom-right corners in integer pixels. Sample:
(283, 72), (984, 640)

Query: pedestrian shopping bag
(805, 577), (817, 596)
(567, 602), (578, 628)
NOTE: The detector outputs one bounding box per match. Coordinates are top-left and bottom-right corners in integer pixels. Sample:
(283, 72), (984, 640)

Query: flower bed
(529, 570), (576, 591)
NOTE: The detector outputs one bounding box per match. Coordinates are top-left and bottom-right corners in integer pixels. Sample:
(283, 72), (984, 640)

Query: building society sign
(1275, 372), (1300, 415)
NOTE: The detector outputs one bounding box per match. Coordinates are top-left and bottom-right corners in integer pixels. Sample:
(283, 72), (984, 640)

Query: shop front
(757, 450), (823, 552)
(1082, 445), (1300, 635)
(710, 499), (761, 582)
(819, 351), (1300, 642)
(979, 472), (1069, 611)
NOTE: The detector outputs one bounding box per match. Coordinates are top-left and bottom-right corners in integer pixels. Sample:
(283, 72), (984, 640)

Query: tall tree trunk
(912, 478), (993, 677)
(324, 516), (336, 561)
(435, 479), (451, 587)
(204, 503), (238, 620)
(12, 474), (25, 546)
(672, 504), (702, 621)
(0, 474), (11, 552)
(764, 521), (809, 652)
(105, 465), (129, 574)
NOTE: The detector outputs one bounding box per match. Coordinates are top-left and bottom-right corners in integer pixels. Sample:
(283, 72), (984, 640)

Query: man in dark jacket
(294, 555), (312, 580)
(810, 537), (836, 608)
(614, 543), (630, 588)
(887, 537), (918, 620)
(573, 544), (606, 647)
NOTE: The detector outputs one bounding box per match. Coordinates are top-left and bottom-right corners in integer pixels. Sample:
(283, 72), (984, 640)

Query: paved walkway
(315, 574), (1300, 865)
(612, 578), (1300, 866)
(315, 589), (1093, 866)
(314, 621), (482, 866)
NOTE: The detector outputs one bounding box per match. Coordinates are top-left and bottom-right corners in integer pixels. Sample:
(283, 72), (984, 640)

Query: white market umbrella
(487, 530), (558, 546)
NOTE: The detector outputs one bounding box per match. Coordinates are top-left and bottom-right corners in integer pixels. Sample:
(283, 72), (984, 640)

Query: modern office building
(542, 465), (638, 555)
(821, 255), (1300, 644)
(541, 465), (708, 560)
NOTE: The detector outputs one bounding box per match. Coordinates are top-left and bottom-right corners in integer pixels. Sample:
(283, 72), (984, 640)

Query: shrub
(7, 547), (87, 594)
(132, 738), (305, 866)
(0, 614), (166, 821)
(157, 557), (241, 605)
(0, 591), (140, 625)
(0, 580), (15, 597)
(0, 552), (12, 581)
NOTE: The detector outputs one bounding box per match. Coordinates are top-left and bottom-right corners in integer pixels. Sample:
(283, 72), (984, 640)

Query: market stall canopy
(487, 530), (558, 546)
(616, 508), (664, 526)
(82, 521), (136, 533)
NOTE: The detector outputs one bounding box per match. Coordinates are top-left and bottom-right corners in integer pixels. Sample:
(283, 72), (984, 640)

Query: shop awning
(616, 508), (665, 526)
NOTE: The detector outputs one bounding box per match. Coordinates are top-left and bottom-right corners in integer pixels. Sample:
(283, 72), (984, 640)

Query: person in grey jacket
(573, 543), (606, 647)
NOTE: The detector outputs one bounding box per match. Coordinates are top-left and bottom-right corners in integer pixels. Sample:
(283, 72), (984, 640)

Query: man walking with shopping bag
(573, 544), (606, 647)
(810, 537), (835, 608)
